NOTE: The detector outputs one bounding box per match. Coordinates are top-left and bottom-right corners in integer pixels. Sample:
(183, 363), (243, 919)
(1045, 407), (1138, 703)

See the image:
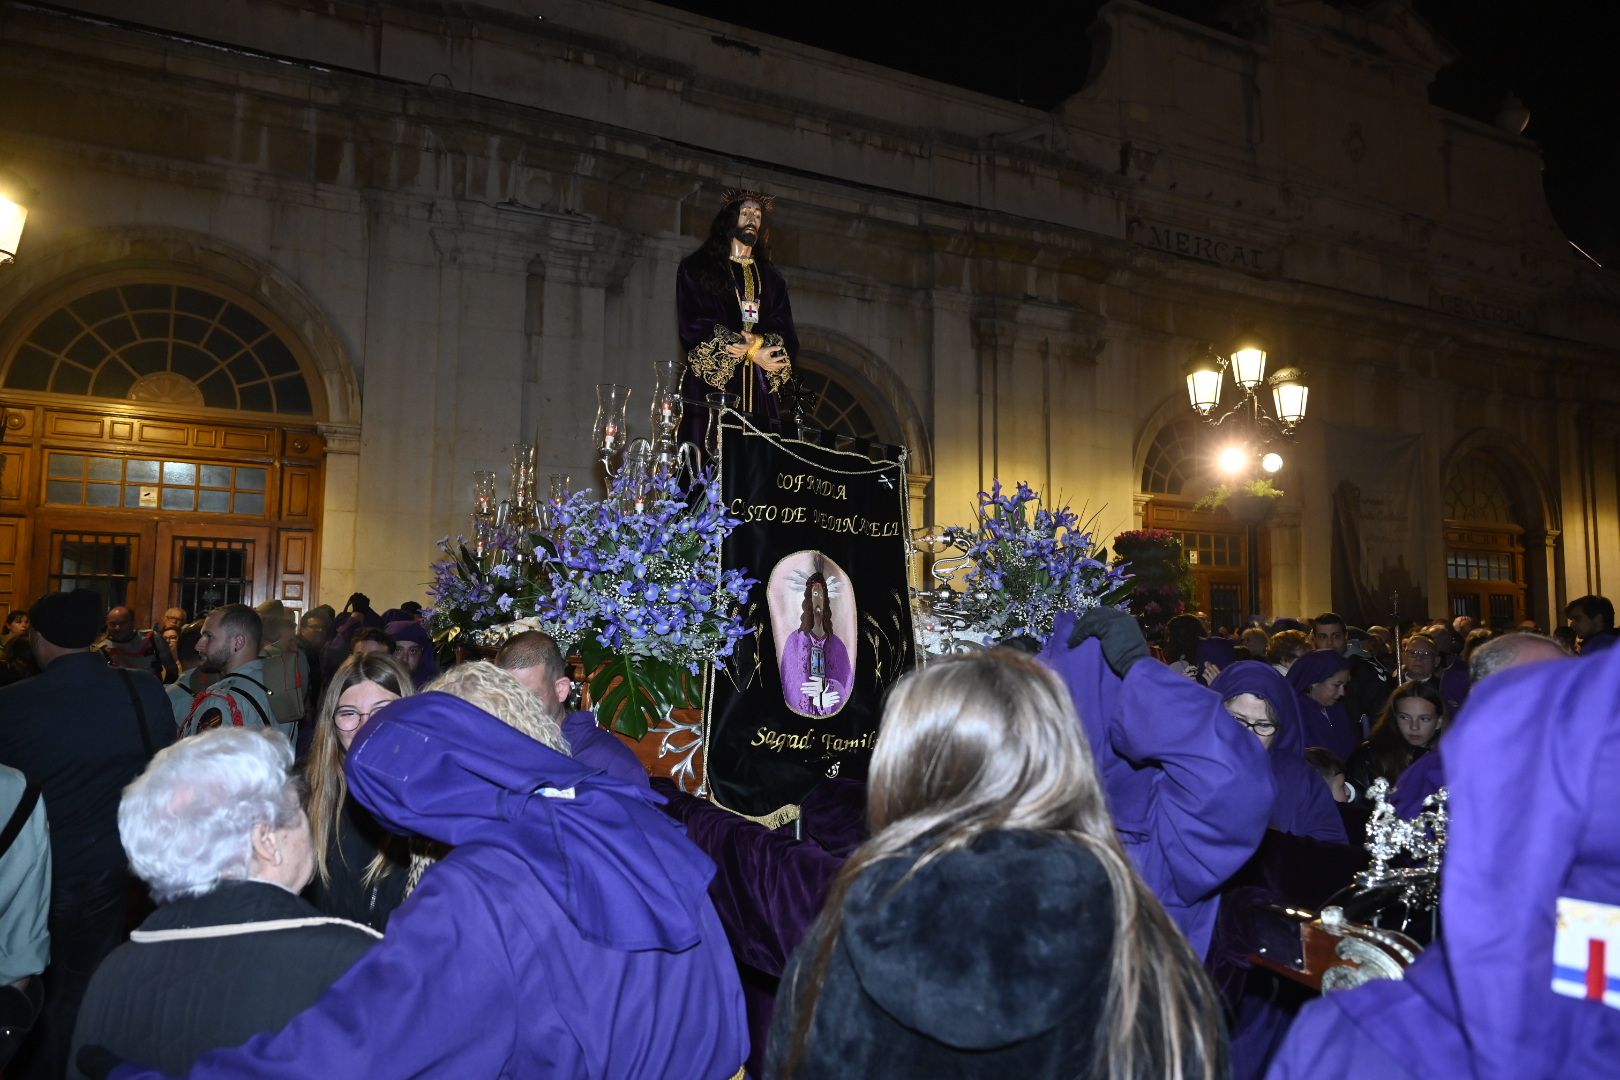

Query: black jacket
(69, 881), (376, 1079)
(304, 795), (410, 932)
(0, 653), (174, 881)
(766, 831), (1118, 1078)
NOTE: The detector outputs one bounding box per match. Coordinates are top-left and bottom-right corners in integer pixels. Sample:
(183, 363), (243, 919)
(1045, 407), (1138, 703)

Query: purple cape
(563, 710), (649, 789)
(1391, 750), (1445, 818)
(384, 620), (439, 684)
(1210, 661), (1346, 844)
(778, 629), (853, 717)
(1267, 650), (1620, 1079)
(1038, 614), (1274, 956)
(111, 693), (747, 1079)
(1285, 650), (1358, 760)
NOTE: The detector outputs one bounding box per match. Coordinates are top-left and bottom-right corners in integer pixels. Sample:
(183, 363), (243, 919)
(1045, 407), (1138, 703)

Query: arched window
(3, 282), (313, 414)
(789, 366), (881, 441)
(1140, 419), (1213, 496)
(1444, 451), (1526, 628)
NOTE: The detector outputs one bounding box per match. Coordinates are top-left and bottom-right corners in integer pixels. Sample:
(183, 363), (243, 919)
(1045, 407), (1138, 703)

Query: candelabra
(908, 524), (983, 654)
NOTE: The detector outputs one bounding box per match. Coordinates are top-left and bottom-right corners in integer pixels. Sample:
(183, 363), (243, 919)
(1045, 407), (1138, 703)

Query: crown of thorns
(721, 188), (775, 209)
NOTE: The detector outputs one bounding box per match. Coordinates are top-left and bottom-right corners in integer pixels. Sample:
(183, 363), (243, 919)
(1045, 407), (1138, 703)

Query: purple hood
(344, 691), (716, 953)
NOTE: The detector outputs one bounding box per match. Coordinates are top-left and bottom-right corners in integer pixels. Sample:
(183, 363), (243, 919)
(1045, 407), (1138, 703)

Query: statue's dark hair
(681, 199), (772, 297)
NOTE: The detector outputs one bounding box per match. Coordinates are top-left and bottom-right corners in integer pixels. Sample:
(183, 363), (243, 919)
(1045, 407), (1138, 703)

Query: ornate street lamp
(0, 168), (32, 265)
(1183, 337), (1309, 626)
(1184, 338), (1309, 438)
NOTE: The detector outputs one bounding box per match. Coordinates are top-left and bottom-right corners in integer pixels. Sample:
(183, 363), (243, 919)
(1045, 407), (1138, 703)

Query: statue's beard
(730, 224), (758, 247)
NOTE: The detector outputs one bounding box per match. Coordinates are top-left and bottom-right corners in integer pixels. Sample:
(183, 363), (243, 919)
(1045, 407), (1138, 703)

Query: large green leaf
(580, 642), (698, 740)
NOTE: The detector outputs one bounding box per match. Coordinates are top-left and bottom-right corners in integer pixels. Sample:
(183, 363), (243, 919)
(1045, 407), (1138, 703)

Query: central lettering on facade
(1430, 291), (1535, 331)
(1130, 218), (1273, 273)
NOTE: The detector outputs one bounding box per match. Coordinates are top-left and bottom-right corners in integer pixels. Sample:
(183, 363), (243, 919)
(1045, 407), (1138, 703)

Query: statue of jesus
(675, 189), (798, 444)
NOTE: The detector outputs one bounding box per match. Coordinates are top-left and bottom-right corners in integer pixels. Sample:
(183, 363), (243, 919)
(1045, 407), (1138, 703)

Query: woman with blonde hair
(767, 648), (1226, 1080)
(304, 652), (415, 931)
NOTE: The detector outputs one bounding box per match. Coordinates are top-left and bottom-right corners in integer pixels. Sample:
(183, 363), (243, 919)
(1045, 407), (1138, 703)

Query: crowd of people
(0, 586), (1614, 1078)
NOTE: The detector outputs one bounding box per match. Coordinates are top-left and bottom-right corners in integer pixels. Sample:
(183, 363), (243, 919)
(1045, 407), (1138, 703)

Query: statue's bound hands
(753, 347), (788, 374)
(1067, 607), (1152, 677)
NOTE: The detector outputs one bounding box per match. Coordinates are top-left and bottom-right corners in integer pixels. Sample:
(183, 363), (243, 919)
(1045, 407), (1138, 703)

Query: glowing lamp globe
(1217, 445), (1250, 476)
(1230, 341), (1267, 391)
(1269, 368), (1309, 428)
(1185, 352), (1224, 416)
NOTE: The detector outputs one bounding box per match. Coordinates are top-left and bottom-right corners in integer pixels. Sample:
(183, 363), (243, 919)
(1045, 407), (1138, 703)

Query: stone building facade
(1, 0), (1615, 629)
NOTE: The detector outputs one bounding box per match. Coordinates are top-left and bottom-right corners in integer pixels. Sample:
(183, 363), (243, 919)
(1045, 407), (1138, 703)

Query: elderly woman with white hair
(67, 728), (378, 1080)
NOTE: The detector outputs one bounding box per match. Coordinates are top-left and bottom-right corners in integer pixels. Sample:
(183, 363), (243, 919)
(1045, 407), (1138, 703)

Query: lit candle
(602, 421), (618, 450)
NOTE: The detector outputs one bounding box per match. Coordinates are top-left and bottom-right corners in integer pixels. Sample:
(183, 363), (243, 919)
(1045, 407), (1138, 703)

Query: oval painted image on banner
(768, 550), (858, 719)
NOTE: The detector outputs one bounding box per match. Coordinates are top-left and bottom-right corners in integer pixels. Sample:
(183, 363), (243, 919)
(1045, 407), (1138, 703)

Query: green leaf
(581, 641), (689, 740)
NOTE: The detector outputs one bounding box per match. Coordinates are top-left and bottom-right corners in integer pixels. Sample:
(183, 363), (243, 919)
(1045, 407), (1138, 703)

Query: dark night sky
(660, 0), (1620, 268)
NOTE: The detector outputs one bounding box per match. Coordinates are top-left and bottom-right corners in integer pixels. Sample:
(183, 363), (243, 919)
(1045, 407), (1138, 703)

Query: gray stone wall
(1, 0), (1615, 621)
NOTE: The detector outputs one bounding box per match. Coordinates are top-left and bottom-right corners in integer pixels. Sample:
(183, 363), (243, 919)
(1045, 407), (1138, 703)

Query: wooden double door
(34, 509), (271, 627)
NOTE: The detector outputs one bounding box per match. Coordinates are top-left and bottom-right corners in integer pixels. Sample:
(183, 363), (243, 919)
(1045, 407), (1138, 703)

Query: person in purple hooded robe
(676, 189), (797, 449)
(1038, 607), (1274, 958)
(1285, 650), (1359, 761)
(778, 574), (853, 717)
(92, 664), (748, 1080)
(1208, 661), (1352, 1079)
(384, 620), (438, 685)
(1268, 642), (1620, 1080)
(1211, 662), (1346, 846)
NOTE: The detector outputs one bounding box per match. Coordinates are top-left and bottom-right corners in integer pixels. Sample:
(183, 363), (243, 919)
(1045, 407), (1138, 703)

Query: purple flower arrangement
(427, 467), (754, 737)
(951, 480), (1132, 643)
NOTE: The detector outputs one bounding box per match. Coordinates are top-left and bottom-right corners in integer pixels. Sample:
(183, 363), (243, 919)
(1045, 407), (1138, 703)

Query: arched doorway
(0, 275), (328, 624)
(1442, 448), (1532, 629)
(1138, 417), (1259, 631)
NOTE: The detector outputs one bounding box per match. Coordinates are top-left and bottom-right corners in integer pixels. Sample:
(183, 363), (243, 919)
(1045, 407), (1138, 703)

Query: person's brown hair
(494, 630), (566, 684)
(1266, 629), (1310, 666)
(1365, 679), (1446, 784)
(306, 652), (414, 887)
(779, 649), (1224, 1080)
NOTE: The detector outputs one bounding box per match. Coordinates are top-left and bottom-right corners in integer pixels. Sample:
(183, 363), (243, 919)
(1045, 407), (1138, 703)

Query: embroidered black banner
(705, 412), (916, 821)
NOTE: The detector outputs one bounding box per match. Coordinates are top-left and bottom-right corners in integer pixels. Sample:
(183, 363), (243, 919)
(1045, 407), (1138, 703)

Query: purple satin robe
(778, 629), (853, 717)
(110, 693), (747, 1079)
(1038, 615), (1274, 957)
(1267, 649), (1620, 1079)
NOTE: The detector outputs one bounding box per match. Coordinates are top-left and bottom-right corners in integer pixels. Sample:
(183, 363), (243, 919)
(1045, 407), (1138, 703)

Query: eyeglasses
(1406, 650), (1436, 660)
(334, 702), (393, 728)
(1232, 717), (1278, 737)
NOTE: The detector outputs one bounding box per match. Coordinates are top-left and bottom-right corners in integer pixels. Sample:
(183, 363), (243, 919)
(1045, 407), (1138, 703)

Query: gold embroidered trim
(687, 324), (747, 390)
(761, 333), (792, 393)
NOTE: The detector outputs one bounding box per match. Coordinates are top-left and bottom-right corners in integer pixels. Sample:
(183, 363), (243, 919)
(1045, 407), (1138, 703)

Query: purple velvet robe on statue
(1038, 614), (1275, 957)
(1286, 650), (1359, 761)
(1211, 661), (1347, 845)
(110, 693), (747, 1080)
(1267, 648), (1620, 1080)
(675, 256), (799, 448)
(778, 629), (853, 717)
